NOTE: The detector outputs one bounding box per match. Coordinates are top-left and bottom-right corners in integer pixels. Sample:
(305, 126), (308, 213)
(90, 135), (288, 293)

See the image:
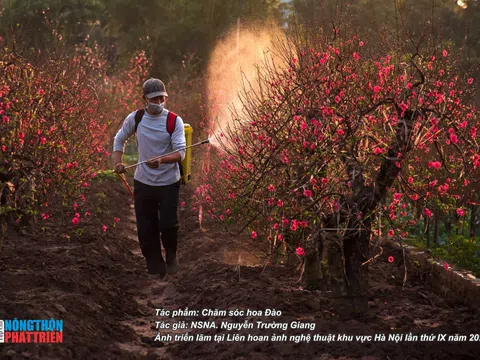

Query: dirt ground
(1, 176), (479, 360)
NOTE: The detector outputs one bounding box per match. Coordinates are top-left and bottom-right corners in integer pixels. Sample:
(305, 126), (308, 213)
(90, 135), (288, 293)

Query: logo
(0, 320), (4, 343)
(0, 319), (63, 343)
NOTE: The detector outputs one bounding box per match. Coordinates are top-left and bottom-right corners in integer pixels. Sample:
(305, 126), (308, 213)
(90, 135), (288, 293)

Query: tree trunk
(304, 231), (326, 290)
(325, 232), (349, 313)
(323, 223), (370, 318)
(342, 226), (370, 318)
(470, 204), (477, 239)
(425, 214), (430, 248)
(433, 212), (439, 246)
(445, 216), (452, 237)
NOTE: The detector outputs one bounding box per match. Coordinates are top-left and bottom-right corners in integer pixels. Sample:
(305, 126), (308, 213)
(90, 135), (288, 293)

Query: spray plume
(206, 22), (288, 147)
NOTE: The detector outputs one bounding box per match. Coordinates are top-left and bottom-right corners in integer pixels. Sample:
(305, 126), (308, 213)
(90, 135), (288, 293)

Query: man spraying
(113, 78), (186, 278)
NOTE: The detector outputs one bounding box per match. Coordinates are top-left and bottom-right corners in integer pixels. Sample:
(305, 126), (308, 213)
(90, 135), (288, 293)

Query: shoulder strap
(166, 111), (183, 183)
(166, 111), (178, 136)
(134, 109), (145, 133)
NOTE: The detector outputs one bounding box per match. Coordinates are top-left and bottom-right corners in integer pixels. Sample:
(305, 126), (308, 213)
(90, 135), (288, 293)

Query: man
(113, 78), (186, 278)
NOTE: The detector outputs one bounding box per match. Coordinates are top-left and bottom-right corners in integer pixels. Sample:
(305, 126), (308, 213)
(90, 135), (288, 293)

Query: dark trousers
(133, 179), (180, 265)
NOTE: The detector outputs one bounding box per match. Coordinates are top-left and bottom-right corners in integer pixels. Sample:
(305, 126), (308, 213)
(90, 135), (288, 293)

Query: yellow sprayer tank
(181, 124), (193, 184)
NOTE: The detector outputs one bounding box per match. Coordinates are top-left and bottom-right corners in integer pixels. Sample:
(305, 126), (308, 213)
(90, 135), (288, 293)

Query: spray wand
(115, 139), (210, 198)
(124, 138), (210, 170)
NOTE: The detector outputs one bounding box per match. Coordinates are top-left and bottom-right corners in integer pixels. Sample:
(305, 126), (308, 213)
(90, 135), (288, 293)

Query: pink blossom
(268, 184), (276, 192)
(251, 231), (257, 239)
(442, 50), (448, 57)
(82, 182), (89, 187)
(456, 208), (465, 217)
(114, 217), (120, 223)
(85, 212), (91, 216)
(393, 193), (402, 200)
(428, 161), (441, 169)
(335, 96), (341, 104)
(290, 220), (299, 231)
(353, 52), (360, 61)
(373, 147), (384, 155)
(72, 217), (80, 225)
(388, 229), (394, 237)
(373, 86), (381, 93)
(388, 256), (394, 263)
(40, 137), (47, 145)
(303, 189), (313, 197)
(337, 129), (345, 136)
(423, 208), (433, 218)
(277, 199), (284, 207)
(449, 133), (458, 144)
(102, 225), (107, 232)
(359, 41), (364, 47)
(408, 177), (414, 184)
(278, 234), (283, 241)
(295, 247), (305, 256)
(468, 78), (474, 85)
(273, 223), (279, 230)
(444, 262), (449, 270)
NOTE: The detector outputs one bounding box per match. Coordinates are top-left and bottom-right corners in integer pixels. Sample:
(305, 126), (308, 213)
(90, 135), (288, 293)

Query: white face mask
(147, 101), (164, 114)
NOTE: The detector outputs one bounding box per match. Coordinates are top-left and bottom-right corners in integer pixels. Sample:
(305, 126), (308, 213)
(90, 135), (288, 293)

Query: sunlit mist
(206, 22), (288, 144)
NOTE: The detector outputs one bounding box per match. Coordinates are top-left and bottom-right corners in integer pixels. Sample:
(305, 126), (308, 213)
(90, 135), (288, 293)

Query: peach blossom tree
(195, 35), (479, 316)
(0, 35), (151, 243)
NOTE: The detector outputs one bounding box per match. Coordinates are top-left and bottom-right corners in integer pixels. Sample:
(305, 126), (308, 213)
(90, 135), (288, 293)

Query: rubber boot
(161, 228), (178, 274)
(145, 252), (167, 278)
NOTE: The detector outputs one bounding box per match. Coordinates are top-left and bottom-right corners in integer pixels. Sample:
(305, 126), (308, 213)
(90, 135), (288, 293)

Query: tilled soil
(1, 177), (479, 360)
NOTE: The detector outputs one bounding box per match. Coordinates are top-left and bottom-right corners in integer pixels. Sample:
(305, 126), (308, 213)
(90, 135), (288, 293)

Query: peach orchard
(194, 36), (479, 315)
(0, 35), (151, 240)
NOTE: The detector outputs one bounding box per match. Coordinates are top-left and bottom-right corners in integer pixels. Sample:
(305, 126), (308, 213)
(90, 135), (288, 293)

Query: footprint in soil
(140, 335), (164, 348)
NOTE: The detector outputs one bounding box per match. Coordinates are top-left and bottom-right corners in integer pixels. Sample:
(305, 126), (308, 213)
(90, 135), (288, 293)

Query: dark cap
(142, 78), (168, 98)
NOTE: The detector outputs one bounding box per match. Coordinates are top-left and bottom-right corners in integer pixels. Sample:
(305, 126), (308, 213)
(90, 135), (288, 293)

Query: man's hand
(114, 163), (126, 174)
(146, 158), (162, 169)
